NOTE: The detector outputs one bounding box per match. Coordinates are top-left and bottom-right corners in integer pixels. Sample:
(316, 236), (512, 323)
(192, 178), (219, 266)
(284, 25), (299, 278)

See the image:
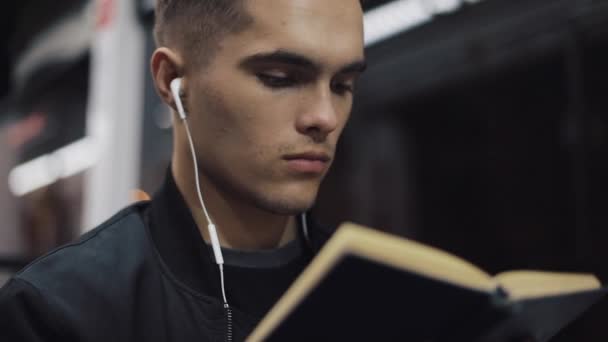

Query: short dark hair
(154, 0), (253, 66)
(154, 0), (365, 67)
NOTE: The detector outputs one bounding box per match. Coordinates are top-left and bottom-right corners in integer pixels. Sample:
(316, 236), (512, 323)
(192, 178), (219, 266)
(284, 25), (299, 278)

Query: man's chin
(251, 192), (317, 216)
(236, 179), (321, 216)
(262, 199), (315, 216)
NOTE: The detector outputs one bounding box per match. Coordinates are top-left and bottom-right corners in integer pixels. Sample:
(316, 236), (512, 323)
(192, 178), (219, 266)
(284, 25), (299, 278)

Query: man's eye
(331, 81), (354, 95)
(257, 73), (295, 88)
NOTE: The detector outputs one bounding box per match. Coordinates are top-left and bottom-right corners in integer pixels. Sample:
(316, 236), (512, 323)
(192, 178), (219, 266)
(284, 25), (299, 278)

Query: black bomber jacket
(0, 172), (333, 341)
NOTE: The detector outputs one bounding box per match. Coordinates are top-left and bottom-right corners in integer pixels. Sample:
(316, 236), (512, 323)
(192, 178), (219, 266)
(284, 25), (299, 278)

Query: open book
(247, 223), (605, 342)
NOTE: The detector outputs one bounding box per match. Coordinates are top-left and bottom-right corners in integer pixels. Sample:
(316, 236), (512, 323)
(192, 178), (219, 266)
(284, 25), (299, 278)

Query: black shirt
(219, 240), (309, 319)
(0, 171), (333, 341)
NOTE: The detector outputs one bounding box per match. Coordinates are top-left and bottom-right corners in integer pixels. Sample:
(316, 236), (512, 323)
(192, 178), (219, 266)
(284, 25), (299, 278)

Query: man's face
(184, 0), (365, 215)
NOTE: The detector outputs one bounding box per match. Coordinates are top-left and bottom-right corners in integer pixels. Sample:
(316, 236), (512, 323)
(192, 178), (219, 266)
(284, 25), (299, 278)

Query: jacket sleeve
(0, 277), (69, 341)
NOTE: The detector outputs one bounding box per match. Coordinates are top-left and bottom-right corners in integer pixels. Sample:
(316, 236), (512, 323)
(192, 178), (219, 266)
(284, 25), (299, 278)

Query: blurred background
(0, 0), (607, 340)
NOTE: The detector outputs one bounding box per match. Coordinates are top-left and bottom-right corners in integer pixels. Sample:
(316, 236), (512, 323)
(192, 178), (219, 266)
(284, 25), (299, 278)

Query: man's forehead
(245, 0), (362, 18)
(234, 0), (365, 70)
(243, 0), (364, 37)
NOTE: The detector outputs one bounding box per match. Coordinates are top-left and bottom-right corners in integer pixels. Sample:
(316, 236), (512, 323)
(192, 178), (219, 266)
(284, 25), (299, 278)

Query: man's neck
(172, 160), (297, 251)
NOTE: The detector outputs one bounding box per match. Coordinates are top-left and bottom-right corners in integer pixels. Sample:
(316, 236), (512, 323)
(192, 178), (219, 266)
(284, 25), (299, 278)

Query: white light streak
(364, 0), (431, 46)
(364, 0), (485, 47)
(8, 137), (100, 196)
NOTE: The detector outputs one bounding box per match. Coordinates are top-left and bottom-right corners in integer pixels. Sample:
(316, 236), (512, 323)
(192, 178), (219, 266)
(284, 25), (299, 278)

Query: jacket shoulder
(15, 202), (154, 297)
(1, 202), (160, 340)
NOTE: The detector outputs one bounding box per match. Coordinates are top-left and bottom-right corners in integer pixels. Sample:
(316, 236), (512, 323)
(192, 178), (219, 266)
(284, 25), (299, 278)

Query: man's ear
(150, 47), (185, 111)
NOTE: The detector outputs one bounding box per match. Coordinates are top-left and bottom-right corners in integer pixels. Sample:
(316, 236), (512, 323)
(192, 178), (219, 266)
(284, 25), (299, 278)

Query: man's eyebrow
(239, 50), (320, 71)
(337, 59), (367, 75)
(239, 49), (367, 75)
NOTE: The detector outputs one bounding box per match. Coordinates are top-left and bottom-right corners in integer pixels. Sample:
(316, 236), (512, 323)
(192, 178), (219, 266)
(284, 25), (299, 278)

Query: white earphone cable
(182, 115), (232, 342)
(174, 78), (310, 342)
(183, 119), (213, 231)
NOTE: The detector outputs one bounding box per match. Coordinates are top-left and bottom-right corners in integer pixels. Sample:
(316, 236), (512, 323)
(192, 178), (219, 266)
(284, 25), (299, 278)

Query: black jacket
(0, 173), (333, 341)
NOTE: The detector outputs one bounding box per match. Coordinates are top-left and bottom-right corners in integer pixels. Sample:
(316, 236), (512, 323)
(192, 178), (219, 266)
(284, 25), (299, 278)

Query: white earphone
(170, 78), (188, 120)
(169, 77), (310, 341)
(170, 77), (224, 266)
(171, 76), (234, 340)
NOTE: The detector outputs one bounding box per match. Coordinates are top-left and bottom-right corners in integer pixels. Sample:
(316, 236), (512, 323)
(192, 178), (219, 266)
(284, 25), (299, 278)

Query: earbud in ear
(170, 78), (188, 120)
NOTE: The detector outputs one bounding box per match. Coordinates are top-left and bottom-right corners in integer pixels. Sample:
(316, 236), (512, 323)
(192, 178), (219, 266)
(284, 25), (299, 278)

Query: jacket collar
(144, 170), (333, 297)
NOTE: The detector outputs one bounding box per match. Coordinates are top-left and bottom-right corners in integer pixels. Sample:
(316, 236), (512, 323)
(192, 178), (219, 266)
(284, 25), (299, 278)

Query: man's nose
(295, 89), (339, 142)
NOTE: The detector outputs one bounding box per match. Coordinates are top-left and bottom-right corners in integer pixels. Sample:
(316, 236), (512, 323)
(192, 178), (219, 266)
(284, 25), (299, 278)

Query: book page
(493, 270), (600, 300)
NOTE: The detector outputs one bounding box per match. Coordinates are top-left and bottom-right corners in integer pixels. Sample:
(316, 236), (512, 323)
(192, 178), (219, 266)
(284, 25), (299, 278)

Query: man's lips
(283, 152), (331, 174)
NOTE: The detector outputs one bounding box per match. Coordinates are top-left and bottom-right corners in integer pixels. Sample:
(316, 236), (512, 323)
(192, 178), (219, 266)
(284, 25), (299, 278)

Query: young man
(0, 0), (365, 340)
